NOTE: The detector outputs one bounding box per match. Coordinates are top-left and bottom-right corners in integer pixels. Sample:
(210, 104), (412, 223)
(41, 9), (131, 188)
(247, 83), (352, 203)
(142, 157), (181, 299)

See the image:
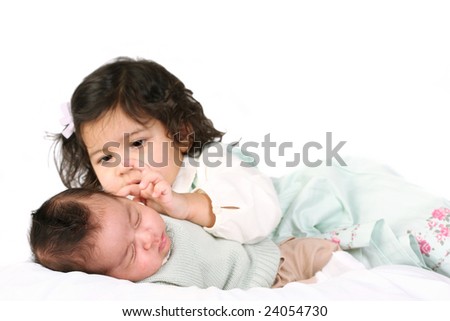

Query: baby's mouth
(159, 232), (167, 253)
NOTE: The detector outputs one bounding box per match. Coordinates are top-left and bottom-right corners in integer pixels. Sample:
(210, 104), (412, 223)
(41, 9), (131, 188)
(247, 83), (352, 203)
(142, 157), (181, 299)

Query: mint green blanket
(270, 158), (450, 277)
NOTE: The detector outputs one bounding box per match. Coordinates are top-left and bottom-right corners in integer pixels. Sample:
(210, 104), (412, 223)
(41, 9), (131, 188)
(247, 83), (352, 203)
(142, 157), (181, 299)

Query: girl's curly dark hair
(54, 57), (224, 189)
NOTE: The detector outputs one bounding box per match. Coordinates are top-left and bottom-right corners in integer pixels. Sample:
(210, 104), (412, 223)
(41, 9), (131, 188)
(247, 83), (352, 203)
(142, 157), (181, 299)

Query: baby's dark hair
(29, 188), (112, 274)
(55, 57), (224, 189)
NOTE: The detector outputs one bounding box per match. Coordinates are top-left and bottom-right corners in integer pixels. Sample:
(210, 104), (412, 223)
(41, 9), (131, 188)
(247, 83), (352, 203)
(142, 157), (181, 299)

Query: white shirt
(172, 143), (282, 244)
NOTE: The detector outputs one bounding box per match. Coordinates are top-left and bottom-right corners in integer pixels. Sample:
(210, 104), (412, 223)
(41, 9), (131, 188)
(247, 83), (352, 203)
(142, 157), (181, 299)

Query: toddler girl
(55, 57), (281, 244)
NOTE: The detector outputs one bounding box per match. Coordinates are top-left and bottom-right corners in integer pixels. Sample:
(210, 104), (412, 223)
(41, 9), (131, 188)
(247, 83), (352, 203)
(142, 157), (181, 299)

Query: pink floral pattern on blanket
(324, 224), (360, 250)
(318, 207), (450, 277)
(409, 207), (450, 273)
(320, 224), (362, 250)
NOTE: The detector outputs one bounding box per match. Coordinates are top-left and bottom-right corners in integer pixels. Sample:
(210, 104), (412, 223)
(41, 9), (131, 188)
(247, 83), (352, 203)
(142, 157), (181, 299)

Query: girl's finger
(152, 180), (170, 198)
(116, 184), (141, 198)
(140, 183), (155, 200)
(139, 170), (164, 189)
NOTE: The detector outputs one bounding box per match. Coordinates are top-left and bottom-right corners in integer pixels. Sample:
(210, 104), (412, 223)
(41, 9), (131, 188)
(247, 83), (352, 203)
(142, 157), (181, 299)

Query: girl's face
(91, 196), (171, 281)
(81, 107), (185, 194)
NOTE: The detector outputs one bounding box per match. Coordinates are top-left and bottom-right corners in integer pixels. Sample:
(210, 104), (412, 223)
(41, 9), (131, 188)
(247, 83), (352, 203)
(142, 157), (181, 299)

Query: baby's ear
(174, 123), (194, 153)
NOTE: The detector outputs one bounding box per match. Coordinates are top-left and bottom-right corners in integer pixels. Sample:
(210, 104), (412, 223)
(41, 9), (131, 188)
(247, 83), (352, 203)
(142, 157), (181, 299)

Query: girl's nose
(118, 158), (139, 175)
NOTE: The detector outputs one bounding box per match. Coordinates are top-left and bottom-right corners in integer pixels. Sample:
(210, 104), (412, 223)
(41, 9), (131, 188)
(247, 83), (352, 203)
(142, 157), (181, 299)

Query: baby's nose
(139, 231), (154, 250)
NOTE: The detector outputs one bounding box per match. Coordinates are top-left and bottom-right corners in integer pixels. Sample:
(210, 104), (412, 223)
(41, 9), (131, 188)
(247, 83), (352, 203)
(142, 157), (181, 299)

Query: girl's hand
(138, 170), (190, 220)
(116, 159), (215, 227)
(116, 166), (190, 220)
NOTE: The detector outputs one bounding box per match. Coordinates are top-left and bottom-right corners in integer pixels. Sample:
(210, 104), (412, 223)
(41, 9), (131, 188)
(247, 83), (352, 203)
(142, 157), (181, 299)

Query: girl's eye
(99, 155), (112, 164)
(131, 140), (145, 148)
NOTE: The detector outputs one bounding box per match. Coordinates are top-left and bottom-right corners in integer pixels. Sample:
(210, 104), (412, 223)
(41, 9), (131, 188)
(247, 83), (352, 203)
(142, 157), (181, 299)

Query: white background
(0, 0), (449, 267)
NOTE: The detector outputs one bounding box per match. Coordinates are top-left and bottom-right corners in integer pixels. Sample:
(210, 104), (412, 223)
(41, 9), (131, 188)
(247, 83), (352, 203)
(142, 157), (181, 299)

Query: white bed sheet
(2, 257), (450, 301)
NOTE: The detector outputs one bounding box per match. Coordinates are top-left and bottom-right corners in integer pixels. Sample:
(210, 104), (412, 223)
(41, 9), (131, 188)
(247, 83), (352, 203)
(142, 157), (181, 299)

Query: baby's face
(91, 196), (171, 281)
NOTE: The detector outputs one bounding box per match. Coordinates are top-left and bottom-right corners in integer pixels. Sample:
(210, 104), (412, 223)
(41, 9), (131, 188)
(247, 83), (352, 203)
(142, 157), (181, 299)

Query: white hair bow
(60, 102), (75, 138)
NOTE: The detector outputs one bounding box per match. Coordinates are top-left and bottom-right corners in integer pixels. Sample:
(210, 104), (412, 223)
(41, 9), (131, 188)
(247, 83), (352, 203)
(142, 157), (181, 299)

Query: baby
(29, 188), (343, 289)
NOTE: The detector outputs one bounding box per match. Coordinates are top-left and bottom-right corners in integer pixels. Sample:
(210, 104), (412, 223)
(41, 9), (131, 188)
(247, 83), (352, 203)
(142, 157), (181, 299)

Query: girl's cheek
(94, 170), (112, 189)
(99, 177), (115, 191)
(95, 167), (127, 193)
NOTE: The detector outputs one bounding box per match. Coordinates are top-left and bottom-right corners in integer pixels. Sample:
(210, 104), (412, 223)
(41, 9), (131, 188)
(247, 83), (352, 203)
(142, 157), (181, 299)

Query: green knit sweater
(139, 216), (280, 289)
